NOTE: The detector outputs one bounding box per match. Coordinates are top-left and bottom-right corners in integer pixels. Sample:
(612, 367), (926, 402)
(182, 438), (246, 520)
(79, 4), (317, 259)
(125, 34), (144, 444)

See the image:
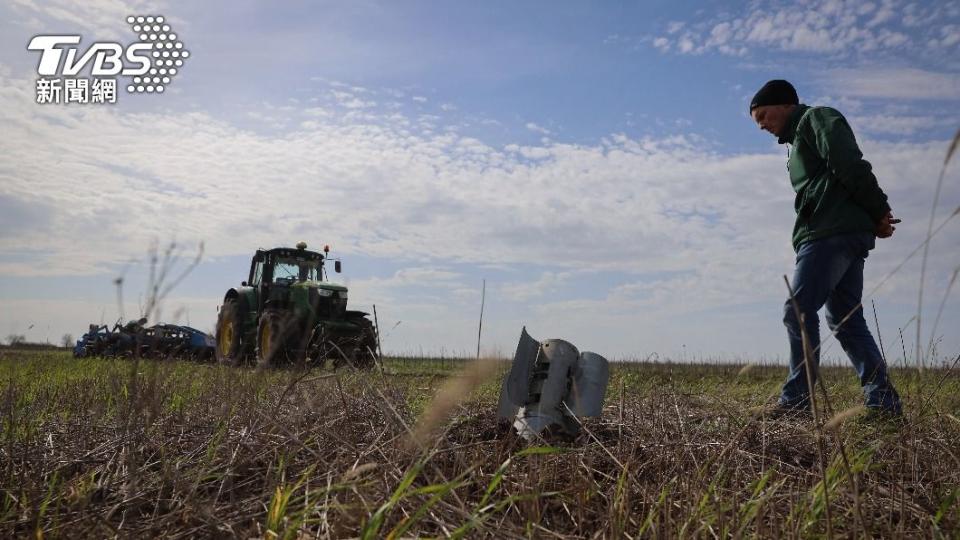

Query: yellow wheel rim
(219, 320), (234, 356)
(260, 324), (271, 361)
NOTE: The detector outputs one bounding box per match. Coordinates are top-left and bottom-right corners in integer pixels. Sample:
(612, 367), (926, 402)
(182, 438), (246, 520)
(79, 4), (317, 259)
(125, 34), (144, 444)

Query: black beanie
(749, 80), (799, 112)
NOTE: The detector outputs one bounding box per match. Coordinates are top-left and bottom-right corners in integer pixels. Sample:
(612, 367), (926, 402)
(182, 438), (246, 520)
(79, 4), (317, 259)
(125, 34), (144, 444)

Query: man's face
(750, 104), (795, 138)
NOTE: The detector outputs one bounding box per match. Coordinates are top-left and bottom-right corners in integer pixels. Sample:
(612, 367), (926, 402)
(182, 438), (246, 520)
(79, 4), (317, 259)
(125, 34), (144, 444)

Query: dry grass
(1, 350), (959, 538)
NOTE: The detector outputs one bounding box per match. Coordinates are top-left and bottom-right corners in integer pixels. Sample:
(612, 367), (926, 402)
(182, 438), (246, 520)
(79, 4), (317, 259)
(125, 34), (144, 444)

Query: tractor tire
(257, 310), (291, 368)
(332, 316), (378, 370)
(216, 299), (246, 366)
(308, 323), (337, 369)
(353, 317), (379, 369)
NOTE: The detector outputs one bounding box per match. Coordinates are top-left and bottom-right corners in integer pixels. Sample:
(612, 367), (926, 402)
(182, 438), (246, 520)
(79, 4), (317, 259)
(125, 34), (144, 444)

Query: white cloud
(706, 22), (732, 47)
(938, 25), (960, 48)
(822, 67), (960, 100)
(524, 122), (551, 135)
(331, 90), (376, 109)
(867, 0), (895, 27)
(498, 272), (572, 302)
(647, 0), (960, 58)
(851, 114), (956, 135)
(8, 0), (170, 37)
(0, 68), (957, 358)
(392, 267), (462, 284)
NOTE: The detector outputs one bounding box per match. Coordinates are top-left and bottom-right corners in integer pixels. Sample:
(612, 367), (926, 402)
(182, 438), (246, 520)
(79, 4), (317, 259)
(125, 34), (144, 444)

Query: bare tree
(61, 333), (74, 348)
(6, 334), (26, 346)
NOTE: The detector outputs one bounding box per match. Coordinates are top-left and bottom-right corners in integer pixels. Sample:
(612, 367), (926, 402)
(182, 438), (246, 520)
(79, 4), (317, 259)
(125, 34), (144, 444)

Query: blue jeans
(780, 232), (902, 413)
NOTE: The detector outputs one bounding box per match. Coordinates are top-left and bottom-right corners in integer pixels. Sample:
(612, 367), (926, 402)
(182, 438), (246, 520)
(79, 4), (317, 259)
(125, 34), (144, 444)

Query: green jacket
(780, 104), (890, 251)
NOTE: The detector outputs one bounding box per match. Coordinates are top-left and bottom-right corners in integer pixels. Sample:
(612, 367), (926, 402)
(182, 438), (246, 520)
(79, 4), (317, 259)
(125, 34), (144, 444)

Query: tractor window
(273, 257), (321, 283)
(251, 260), (264, 286)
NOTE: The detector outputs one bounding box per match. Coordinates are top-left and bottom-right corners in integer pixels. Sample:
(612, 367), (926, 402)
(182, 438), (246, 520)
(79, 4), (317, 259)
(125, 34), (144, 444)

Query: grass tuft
(1, 351), (959, 537)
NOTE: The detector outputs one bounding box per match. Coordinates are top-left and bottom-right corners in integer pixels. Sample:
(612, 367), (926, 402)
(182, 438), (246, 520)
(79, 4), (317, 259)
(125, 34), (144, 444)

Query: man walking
(749, 79), (902, 416)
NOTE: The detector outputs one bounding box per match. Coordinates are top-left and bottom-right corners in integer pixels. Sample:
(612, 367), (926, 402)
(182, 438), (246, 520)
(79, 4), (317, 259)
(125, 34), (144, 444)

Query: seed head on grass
(824, 405), (865, 431)
(406, 358), (499, 448)
(342, 462), (380, 482)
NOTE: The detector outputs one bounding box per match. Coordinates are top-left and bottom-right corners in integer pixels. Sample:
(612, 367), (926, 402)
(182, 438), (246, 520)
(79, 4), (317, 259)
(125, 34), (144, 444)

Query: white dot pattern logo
(126, 15), (188, 94)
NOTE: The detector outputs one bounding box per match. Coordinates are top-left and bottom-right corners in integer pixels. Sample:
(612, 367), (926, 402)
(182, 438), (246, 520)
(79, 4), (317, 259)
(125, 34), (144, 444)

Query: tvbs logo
(28, 36), (151, 76)
(27, 15), (188, 103)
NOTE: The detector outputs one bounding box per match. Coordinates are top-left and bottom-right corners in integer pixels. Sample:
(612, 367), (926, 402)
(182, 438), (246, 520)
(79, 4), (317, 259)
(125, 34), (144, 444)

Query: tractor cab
(246, 242), (339, 288)
(244, 242), (345, 314)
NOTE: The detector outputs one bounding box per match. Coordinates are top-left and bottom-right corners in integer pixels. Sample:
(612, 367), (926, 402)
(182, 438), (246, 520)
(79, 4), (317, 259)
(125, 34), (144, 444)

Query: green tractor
(215, 242), (378, 369)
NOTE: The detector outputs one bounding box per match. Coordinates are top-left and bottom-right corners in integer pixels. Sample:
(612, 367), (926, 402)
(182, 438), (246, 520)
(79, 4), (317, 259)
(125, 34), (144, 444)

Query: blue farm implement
(73, 320), (215, 361)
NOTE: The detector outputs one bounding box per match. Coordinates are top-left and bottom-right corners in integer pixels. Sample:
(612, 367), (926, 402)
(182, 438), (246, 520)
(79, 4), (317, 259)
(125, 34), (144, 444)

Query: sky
(1, 0), (958, 364)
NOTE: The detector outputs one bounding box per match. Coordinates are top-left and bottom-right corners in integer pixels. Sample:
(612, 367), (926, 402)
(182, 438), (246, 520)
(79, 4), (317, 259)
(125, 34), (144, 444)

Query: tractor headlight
(315, 289), (334, 297)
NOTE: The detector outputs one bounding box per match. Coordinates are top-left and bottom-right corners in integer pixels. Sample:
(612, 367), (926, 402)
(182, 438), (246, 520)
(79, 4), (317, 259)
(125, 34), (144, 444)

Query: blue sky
(1, 0), (958, 363)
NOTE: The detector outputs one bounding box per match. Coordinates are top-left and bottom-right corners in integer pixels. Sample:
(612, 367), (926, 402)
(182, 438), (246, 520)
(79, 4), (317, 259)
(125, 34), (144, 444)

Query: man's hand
(876, 211), (901, 239)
